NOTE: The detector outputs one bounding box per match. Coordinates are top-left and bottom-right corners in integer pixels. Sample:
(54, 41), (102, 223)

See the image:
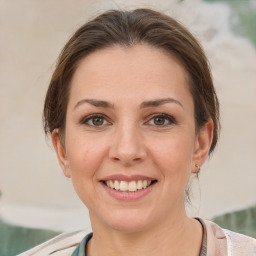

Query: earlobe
(192, 119), (214, 173)
(51, 129), (71, 178)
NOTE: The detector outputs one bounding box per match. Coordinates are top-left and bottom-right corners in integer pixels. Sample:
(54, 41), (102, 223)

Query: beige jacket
(18, 220), (256, 256)
(205, 220), (256, 255)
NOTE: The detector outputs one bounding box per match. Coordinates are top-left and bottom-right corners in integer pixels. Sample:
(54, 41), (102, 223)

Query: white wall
(0, 0), (255, 231)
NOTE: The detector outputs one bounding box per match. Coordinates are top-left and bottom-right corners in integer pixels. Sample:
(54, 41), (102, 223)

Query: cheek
(65, 134), (106, 179)
(149, 133), (195, 177)
(65, 137), (107, 204)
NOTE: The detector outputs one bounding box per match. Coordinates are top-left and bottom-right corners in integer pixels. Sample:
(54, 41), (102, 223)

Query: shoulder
(17, 230), (90, 256)
(203, 219), (256, 256)
(223, 228), (256, 255)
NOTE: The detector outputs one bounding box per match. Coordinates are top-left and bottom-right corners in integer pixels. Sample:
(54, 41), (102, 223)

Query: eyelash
(80, 113), (176, 127)
(146, 113), (176, 127)
(80, 114), (110, 127)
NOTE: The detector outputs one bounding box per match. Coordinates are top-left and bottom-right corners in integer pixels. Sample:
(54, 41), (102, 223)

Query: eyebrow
(74, 99), (114, 110)
(140, 98), (183, 109)
(74, 97), (183, 110)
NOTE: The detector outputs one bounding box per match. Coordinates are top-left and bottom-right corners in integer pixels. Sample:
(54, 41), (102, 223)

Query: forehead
(68, 44), (192, 107)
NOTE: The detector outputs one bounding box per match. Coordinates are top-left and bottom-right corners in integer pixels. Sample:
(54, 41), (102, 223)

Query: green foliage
(0, 219), (60, 256)
(213, 205), (256, 238)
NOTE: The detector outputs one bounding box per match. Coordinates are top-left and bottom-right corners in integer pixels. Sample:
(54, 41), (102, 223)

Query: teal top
(71, 233), (92, 256)
(71, 218), (207, 256)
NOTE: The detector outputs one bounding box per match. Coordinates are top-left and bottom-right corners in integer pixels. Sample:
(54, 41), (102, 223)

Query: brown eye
(82, 114), (109, 127)
(92, 117), (104, 126)
(153, 116), (166, 125)
(147, 114), (176, 126)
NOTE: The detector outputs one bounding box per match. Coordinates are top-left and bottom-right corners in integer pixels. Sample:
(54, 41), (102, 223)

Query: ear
(192, 119), (214, 173)
(51, 129), (71, 178)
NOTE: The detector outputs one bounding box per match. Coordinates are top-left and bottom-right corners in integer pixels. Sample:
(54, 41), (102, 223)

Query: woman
(19, 8), (256, 256)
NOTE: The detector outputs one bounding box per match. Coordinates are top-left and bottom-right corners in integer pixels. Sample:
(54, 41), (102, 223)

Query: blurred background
(0, 0), (255, 254)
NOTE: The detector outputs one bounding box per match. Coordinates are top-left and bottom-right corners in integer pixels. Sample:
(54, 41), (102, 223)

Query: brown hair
(43, 8), (220, 154)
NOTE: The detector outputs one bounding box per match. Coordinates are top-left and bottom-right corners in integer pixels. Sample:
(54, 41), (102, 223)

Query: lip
(100, 174), (157, 201)
(101, 181), (156, 201)
(101, 174), (156, 182)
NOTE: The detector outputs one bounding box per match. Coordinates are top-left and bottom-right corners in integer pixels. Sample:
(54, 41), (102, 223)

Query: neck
(87, 210), (203, 256)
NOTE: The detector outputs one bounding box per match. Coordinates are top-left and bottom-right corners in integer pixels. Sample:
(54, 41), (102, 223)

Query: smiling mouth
(102, 180), (157, 192)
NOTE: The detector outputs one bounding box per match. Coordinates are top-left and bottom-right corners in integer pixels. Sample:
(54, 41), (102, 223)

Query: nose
(109, 123), (147, 166)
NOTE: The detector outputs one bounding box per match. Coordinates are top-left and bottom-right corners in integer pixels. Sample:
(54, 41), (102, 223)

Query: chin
(108, 218), (151, 233)
(94, 208), (155, 233)
(109, 210), (156, 233)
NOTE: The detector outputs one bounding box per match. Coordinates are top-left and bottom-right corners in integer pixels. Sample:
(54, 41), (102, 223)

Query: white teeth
(114, 180), (120, 190)
(128, 181), (137, 192)
(142, 180), (147, 189)
(110, 180), (114, 189)
(137, 180), (143, 190)
(105, 179), (153, 191)
(119, 181), (128, 191)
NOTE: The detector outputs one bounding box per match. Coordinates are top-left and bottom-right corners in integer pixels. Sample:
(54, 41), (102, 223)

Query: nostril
(110, 153), (143, 162)
(112, 157), (143, 163)
(108, 140), (147, 164)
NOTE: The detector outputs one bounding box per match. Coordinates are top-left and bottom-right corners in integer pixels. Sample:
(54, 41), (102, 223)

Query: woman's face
(53, 44), (212, 232)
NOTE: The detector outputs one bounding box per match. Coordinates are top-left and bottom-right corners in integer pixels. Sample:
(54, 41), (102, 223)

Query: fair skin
(52, 44), (213, 256)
